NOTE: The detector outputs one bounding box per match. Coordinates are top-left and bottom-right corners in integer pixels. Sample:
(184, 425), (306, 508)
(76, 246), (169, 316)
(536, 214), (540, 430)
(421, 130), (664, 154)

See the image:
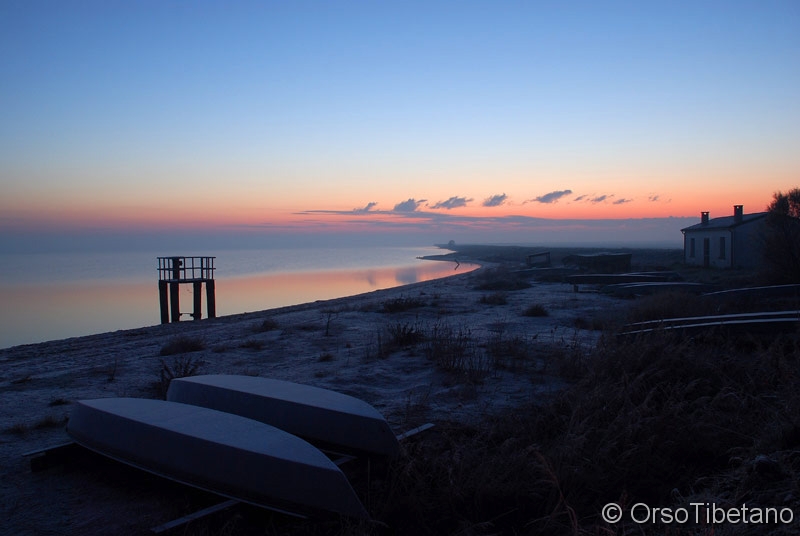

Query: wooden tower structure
(157, 256), (216, 324)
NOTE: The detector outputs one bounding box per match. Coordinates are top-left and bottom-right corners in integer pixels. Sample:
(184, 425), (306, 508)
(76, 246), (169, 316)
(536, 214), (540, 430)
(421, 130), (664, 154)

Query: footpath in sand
(0, 264), (625, 535)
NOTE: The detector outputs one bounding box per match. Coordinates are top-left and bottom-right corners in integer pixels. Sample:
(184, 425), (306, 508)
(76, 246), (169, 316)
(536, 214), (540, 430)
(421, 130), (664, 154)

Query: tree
(761, 189), (800, 283)
(767, 188), (800, 218)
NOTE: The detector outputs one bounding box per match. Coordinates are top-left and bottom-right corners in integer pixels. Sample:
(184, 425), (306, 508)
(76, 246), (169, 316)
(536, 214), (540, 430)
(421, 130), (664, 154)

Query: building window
(689, 238), (695, 258)
(719, 237), (726, 259)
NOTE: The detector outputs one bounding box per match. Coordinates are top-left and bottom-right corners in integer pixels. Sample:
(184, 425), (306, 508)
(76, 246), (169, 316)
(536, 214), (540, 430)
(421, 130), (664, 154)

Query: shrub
(386, 320), (425, 347)
(251, 318), (279, 333)
(155, 354), (203, 398)
(486, 332), (538, 372)
(239, 339), (264, 351)
(382, 296), (426, 313)
(523, 303), (548, 317)
(424, 322), (489, 381)
(159, 335), (205, 356)
(479, 292), (508, 305)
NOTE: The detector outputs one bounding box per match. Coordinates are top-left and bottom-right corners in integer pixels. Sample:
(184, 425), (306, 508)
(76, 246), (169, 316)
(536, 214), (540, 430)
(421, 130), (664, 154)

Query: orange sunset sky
(1, 2), (798, 250)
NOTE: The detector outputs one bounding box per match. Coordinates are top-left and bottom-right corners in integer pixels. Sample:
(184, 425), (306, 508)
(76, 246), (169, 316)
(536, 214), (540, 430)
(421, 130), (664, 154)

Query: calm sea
(0, 246), (475, 349)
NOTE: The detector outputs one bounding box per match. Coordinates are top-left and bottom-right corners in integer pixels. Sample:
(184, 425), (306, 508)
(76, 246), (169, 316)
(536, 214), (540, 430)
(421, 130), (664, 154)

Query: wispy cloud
(532, 190), (573, 204)
(590, 195), (609, 203)
(393, 198), (426, 212)
(255, 208), (695, 248)
(648, 194), (660, 202)
(483, 193), (507, 207)
(573, 194), (587, 202)
(354, 202), (378, 213)
(613, 198), (633, 205)
(430, 196), (472, 210)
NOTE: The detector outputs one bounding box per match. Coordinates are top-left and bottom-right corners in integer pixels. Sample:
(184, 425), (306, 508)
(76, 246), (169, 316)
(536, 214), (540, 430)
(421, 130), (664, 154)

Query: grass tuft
(155, 354), (204, 398)
(522, 303), (549, 317)
(251, 318), (279, 333)
(159, 335), (205, 356)
(386, 320), (425, 348)
(238, 339), (264, 351)
(479, 292), (508, 305)
(382, 295), (426, 313)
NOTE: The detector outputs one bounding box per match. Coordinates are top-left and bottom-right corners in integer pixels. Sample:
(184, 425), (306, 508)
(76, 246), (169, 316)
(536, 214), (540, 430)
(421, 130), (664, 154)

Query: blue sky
(1, 0), (798, 251)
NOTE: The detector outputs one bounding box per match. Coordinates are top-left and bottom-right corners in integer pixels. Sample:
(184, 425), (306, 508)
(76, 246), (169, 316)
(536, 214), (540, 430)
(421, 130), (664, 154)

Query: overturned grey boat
(167, 375), (400, 458)
(67, 398), (369, 519)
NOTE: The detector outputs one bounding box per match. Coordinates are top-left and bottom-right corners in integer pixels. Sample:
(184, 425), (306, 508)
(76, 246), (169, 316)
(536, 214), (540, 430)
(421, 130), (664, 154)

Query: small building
(681, 205), (768, 268)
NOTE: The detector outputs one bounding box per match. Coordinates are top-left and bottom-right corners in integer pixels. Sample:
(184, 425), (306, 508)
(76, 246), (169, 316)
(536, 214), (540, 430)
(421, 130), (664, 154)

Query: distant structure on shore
(681, 205), (767, 269)
(157, 256), (216, 323)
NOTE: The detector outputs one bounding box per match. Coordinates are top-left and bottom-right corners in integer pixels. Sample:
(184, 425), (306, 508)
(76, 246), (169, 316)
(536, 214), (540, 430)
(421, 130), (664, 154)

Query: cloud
(573, 194), (587, 202)
(590, 195), (609, 203)
(648, 194), (660, 202)
(393, 198), (426, 212)
(353, 202), (378, 213)
(483, 193), (507, 207)
(613, 198), (633, 205)
(533, 190), (573, 204)
(431, 196), (472, 210)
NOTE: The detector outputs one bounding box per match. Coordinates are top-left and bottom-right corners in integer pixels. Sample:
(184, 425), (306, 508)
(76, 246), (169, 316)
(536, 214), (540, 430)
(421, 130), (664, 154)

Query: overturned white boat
(167, 375), (400, 458)
(67, 397), (369, 519)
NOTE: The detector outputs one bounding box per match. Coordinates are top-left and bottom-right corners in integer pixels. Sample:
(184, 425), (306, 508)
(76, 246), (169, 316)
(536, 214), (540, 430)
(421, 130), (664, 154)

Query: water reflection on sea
(0, 254), (476, 349)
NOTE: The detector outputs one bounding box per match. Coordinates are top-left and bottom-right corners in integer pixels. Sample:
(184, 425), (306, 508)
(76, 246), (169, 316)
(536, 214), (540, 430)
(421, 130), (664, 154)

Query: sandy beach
(17, 246), (799, 536)
(0, 251), (637, 535)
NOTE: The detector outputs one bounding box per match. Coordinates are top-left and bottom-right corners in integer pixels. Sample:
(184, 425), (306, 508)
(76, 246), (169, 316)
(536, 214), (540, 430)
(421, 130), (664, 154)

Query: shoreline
(1, 245), (695, 534)
(0, 253), (479, 351)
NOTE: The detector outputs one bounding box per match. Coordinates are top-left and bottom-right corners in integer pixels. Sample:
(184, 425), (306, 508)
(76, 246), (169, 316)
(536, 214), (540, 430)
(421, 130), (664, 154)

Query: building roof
(681, 212), (768, 233)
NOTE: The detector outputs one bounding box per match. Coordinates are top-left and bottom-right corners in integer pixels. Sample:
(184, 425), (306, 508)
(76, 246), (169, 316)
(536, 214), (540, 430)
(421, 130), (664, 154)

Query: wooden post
(206, 279), (216, 319)
(159, 281), (169, 324)
(192, 281), (203, 320)
(169, 257), (182, 322)
(170, 282), (180, 323)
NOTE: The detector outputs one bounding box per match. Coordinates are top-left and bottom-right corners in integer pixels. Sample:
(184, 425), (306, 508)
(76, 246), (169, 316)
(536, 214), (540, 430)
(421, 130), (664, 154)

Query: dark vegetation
(154, 354), (204, 398)
(761, 188), (800, 284)
(368, 333), (800, 536)
(249, 328), (799, 536)
(522, 303), (549, 317)
(251, 318), (279, 333)
(159, 335), (206, 356)
(381, 295), (427, 313)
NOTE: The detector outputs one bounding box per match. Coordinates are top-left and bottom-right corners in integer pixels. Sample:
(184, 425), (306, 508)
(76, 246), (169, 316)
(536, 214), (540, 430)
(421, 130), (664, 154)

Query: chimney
(701, 211), (709, 225)
(733, 205), (743, 223)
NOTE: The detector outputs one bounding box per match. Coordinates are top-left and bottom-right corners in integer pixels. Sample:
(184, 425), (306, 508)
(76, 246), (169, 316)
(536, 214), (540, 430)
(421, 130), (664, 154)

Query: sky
(1, 0), (798, 251)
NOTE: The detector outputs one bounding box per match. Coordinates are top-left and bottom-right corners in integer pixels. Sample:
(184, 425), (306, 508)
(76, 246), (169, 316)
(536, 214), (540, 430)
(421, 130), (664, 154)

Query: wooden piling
(193, 281), (203, 320)
(159, 281), (169, 325)
(206, 279), (216, 319)
(170, 282), (180, 323)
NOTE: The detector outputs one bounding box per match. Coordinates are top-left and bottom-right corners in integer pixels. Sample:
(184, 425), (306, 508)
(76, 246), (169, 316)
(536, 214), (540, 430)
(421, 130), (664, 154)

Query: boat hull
(67, 398), (369, 519)
(167, 375), (400, 457)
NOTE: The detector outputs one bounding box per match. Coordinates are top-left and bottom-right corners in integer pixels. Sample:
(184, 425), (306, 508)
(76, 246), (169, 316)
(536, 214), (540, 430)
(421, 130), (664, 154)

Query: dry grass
(159, 335), (206, 356)
(381, 296), (427, 313)
(522, 303), (549, 317)
(357, 332), (800, 535)
(154, 354), (204, 398)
